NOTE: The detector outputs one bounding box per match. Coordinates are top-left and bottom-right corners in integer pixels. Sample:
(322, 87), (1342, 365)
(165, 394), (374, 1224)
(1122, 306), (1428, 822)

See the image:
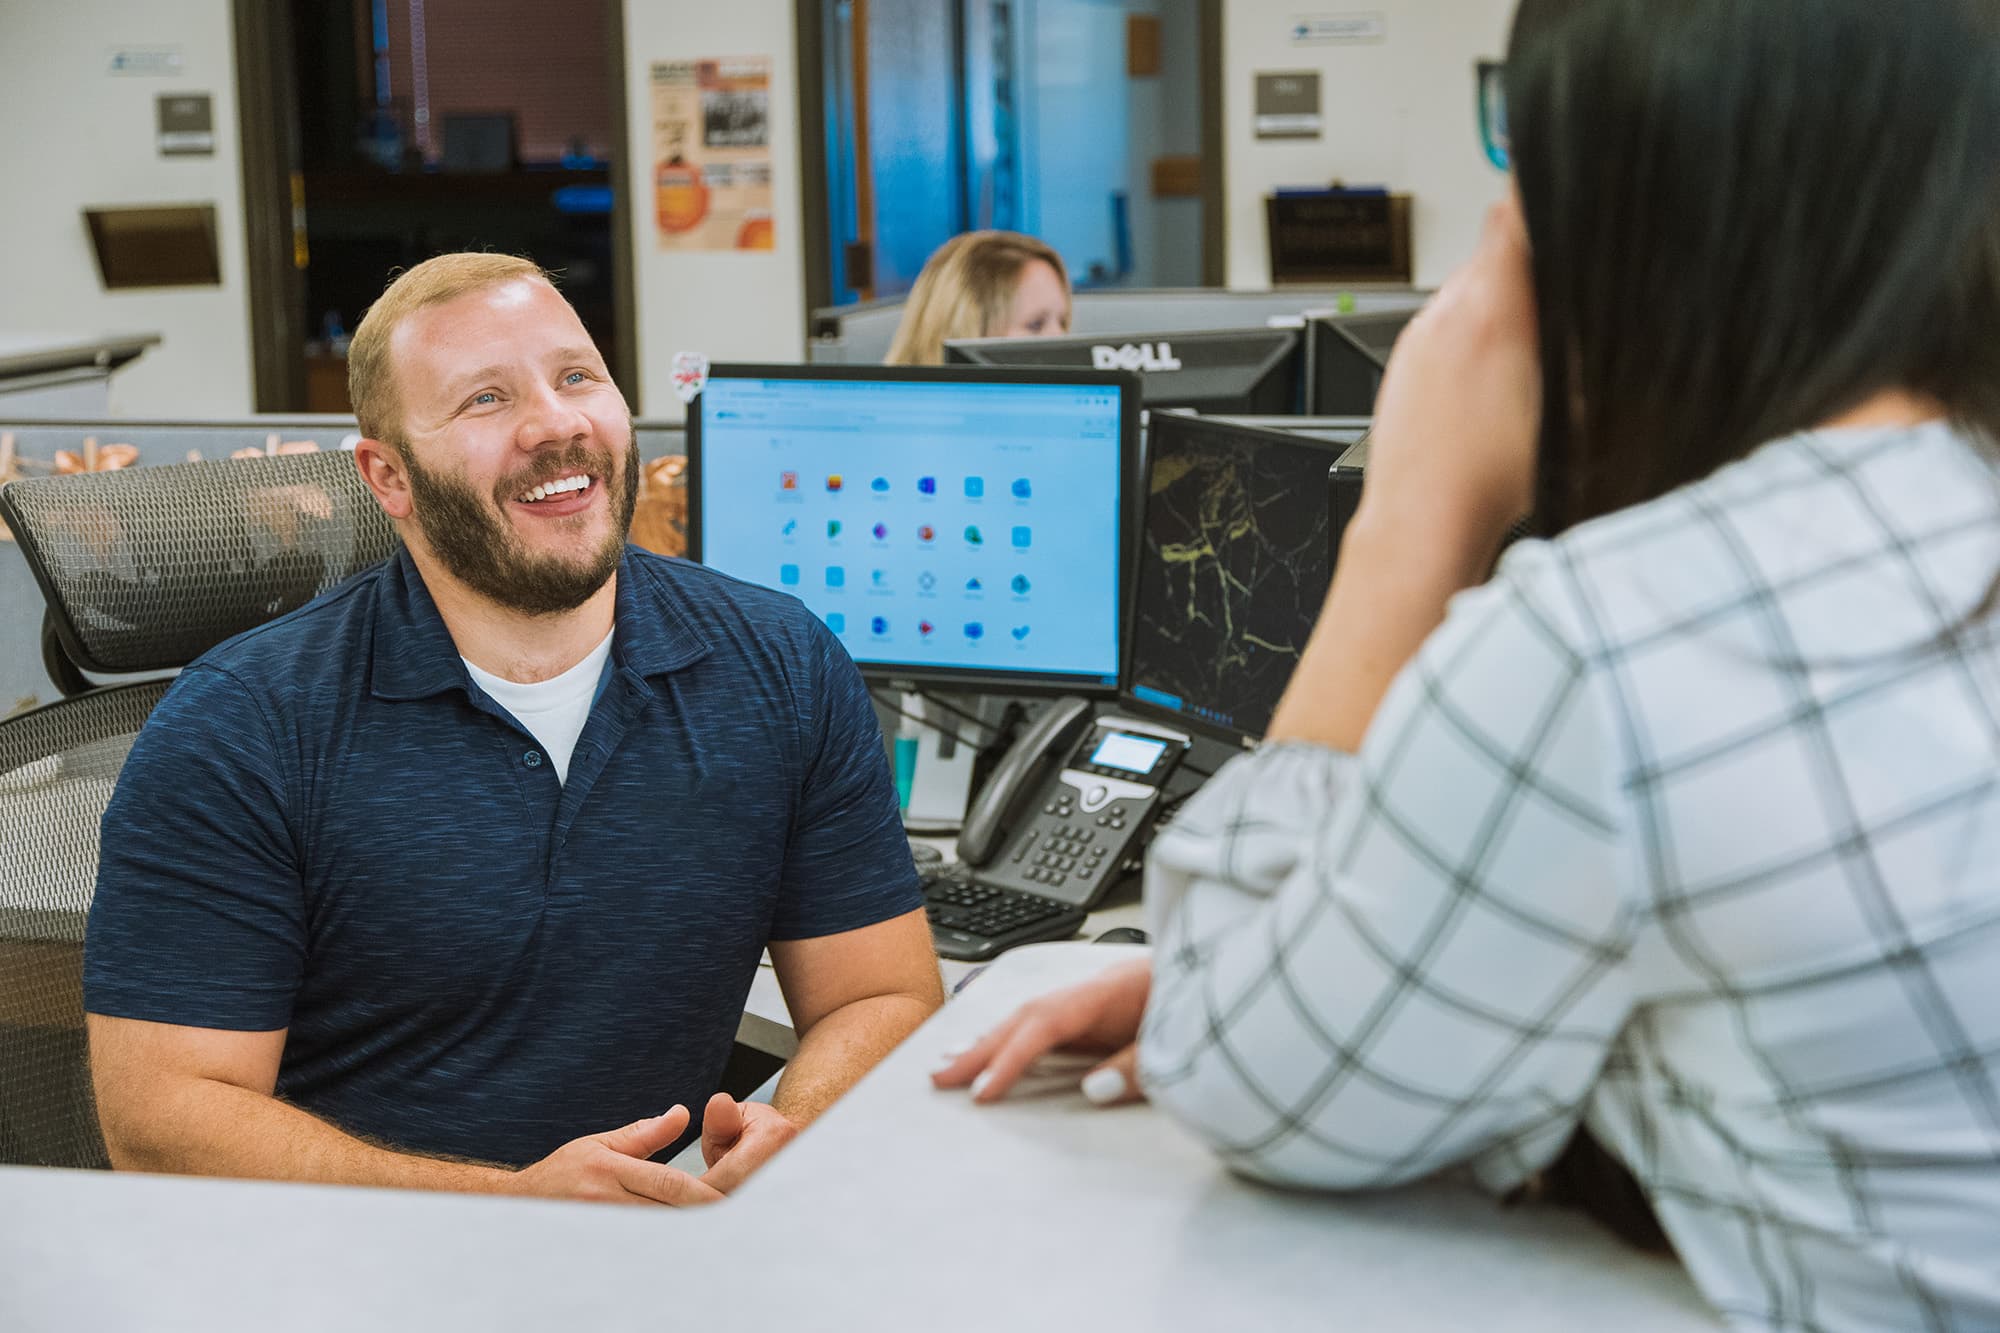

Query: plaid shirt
(1140, 422), (2000, 1332)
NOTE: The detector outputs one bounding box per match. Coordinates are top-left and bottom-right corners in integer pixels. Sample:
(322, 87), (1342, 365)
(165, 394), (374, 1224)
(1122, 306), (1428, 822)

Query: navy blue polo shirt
(85, 546), (920, 1168)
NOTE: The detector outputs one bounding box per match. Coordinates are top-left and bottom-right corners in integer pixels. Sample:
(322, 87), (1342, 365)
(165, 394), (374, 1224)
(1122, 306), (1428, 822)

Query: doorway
(235, 0), (639, 415)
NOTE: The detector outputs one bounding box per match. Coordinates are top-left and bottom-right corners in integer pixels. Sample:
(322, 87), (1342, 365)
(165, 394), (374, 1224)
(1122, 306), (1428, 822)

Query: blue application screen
(697, 377), (1124, 683)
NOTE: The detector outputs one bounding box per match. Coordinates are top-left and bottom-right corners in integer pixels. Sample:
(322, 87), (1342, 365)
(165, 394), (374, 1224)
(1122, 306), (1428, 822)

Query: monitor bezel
(1119, 412), (1353, 746)
(943, 325), (1303, 415)
(686, 361), (1144, 697)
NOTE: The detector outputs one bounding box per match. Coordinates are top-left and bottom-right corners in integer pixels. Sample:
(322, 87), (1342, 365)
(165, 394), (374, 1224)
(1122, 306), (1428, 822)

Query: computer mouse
(1093, 926), (1149, 946)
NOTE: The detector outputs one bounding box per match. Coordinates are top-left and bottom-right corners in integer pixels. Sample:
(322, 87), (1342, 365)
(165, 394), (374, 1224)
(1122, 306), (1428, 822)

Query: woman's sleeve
(1140, 566), (1642, 1195)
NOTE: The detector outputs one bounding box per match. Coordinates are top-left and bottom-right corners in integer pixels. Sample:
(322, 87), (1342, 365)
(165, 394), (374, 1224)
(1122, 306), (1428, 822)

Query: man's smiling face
(386, 276), (638, 615)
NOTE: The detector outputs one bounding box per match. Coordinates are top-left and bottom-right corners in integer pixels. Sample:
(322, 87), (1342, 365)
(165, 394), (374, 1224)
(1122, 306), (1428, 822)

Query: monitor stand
(903, 694), (1001, 834)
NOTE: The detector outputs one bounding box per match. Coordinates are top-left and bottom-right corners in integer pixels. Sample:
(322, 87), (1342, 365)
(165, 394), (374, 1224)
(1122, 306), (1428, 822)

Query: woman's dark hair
(1506, 0), (2000, 535)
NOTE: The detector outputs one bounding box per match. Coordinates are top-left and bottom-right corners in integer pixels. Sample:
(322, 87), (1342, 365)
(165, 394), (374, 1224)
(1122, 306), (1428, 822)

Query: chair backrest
(0, 452), (394, 1166)
(0, 450), (398, 680)
(0, 680), (171, 1168)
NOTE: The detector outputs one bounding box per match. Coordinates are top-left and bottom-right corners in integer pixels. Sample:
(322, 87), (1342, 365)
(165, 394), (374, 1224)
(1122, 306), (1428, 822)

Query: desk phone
(924, 699), (1190, 960)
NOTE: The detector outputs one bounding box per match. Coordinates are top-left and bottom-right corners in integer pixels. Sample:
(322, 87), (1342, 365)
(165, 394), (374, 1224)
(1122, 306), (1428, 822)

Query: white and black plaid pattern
(1140, 422), (2000, 1332)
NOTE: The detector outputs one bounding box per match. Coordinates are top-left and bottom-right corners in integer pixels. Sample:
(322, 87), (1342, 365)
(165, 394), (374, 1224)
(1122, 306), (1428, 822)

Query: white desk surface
(0, 943), (1720, 1332)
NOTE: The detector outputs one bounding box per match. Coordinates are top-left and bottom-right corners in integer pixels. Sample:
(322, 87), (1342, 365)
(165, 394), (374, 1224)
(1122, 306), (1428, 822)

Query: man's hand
(508, 1106), (725, 1206)
(697, 1092), (801, 1194)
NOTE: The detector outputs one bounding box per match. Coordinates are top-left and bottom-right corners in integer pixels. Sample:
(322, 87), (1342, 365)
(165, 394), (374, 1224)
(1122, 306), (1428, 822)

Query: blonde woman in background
(884, 230), (1072, 365)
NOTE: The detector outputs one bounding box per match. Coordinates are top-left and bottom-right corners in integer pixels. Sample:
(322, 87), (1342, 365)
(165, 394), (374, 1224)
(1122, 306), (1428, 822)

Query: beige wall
(622, 4), (809, 420)
(0, 0), (254, 416)
(1221, 0), (1516, 290)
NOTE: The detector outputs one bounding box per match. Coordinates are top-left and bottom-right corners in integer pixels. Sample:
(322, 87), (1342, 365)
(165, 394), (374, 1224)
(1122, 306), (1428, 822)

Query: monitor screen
(944, 327), (1302, 416)
(1123, 414), (1345, 743)
(688, 364), (1140, 693)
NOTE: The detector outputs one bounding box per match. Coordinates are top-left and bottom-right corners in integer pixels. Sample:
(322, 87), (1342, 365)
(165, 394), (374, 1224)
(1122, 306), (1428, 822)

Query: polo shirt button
(523, 750), (543, 768)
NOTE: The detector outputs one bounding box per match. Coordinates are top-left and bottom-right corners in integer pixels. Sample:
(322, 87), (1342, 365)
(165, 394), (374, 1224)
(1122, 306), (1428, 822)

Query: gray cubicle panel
(807, 286), (1430, 365)
(0, 416), (688, 715)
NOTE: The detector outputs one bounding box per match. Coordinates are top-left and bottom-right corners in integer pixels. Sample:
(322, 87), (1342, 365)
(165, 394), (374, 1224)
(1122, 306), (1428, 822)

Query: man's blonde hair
(883, 231), (1071, 366)
(348, 252), (554, 441)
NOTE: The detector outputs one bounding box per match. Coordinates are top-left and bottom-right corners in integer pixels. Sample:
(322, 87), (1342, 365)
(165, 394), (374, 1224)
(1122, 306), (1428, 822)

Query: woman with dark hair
(937, 1), (2000, 1326)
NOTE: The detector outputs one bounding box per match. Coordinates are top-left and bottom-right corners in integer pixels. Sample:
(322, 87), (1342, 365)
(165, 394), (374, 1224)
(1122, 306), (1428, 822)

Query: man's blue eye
(565, 371), (588, 385)
(472, 392), (498, 405)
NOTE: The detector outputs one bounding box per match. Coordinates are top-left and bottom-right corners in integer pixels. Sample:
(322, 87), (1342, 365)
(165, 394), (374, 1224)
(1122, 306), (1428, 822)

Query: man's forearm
(105, 1075), (516, 1194)
(771, 993), (938, 1125)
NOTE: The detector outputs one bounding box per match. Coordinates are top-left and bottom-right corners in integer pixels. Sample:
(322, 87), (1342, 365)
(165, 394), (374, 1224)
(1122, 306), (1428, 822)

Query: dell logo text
(1091, 341), (1183, 373)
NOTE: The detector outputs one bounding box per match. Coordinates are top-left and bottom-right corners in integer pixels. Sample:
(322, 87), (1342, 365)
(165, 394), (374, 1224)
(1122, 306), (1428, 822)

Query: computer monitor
(687, 363), (1141, 694)
(1195, 414), (1371, 448)
(1306, 309), (1415, 415)
(1122, 414), (1348, 744)
(944, 326), (1303, 415)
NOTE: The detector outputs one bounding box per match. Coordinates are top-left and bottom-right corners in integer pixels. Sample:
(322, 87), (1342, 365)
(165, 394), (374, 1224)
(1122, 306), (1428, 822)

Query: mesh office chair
(0, 451), (397, 1167)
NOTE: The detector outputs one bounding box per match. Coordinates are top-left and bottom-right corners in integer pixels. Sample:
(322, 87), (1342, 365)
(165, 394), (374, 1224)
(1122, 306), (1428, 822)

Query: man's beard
(400, 428), (641, 616)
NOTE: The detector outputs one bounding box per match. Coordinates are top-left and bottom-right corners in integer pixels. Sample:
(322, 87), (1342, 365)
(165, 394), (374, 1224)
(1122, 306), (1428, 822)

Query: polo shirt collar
(369, 546), (710, 702)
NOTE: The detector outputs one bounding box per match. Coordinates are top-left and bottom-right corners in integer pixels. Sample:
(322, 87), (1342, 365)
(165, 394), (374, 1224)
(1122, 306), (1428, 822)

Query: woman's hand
(1264, 193), (1542, 752)
(1355, 191), (1542, 546)
(930, 959), (1152, 1105)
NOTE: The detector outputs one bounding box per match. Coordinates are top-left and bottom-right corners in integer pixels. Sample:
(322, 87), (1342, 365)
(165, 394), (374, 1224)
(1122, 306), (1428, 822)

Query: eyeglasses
(1476, 60), (1510, 170)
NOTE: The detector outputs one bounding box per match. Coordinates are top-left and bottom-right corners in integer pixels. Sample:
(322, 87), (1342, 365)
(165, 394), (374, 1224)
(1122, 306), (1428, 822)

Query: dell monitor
(944, 326), (1303, 416)
(1123, 414), (1349, 744)
(688, 363), (1141, 694)
(1307, 309), (1415, 415)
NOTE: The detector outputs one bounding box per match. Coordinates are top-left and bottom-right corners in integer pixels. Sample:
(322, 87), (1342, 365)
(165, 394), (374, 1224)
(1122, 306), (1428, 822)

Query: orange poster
(650, 57), (775, 252)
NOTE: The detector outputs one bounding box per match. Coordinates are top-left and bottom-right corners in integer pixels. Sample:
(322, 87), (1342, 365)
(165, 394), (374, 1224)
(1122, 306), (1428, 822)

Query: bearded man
(83, 254), (942, 1204)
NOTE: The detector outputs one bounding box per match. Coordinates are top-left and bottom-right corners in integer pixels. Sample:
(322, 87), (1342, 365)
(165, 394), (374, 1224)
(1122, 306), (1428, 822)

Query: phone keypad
(1014, 821), (1111, 887)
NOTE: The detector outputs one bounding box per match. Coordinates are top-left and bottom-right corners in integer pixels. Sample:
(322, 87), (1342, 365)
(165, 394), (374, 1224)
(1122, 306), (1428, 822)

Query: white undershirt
(462, 627), (615, 785)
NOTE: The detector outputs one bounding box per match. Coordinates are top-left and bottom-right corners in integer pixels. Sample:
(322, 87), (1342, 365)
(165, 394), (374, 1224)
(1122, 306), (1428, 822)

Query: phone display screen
(1090, 733), (1168, 774)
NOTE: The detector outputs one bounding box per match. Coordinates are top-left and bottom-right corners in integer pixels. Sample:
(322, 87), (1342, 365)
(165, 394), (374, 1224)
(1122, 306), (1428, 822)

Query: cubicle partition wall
(808, 286), (1430, 365)
(0, 417), (688, 714)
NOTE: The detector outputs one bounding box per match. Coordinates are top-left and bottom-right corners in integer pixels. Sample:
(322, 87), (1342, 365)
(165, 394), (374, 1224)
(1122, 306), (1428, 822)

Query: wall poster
(649, 57), (776, 252)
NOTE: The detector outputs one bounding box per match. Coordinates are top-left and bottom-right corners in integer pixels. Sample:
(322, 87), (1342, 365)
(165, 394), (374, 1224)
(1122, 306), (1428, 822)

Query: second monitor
(1307, 308), (1416, 415)
(1123, 414), (1360, 744)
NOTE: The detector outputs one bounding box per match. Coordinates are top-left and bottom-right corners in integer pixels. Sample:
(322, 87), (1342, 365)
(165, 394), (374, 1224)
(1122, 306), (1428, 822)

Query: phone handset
(957, 696), (1095, 866)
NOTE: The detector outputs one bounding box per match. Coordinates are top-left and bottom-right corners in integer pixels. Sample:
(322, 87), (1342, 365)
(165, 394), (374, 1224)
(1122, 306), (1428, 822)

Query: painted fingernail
(1081, 1067), (1128, 1105)
(970, 1071), (995, 1100)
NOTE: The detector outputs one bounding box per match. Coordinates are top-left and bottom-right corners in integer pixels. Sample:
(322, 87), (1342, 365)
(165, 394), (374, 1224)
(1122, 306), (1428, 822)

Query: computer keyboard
(920, 863), (1088, 962)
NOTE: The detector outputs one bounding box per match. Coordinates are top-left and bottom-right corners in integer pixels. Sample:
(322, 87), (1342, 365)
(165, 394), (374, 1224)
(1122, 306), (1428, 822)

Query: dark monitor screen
(1122, 414), (1346, 743)
(945, 326), (1303, 416)
(687, 363), (1141, 695)
(1307, 309), (1415, 415)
